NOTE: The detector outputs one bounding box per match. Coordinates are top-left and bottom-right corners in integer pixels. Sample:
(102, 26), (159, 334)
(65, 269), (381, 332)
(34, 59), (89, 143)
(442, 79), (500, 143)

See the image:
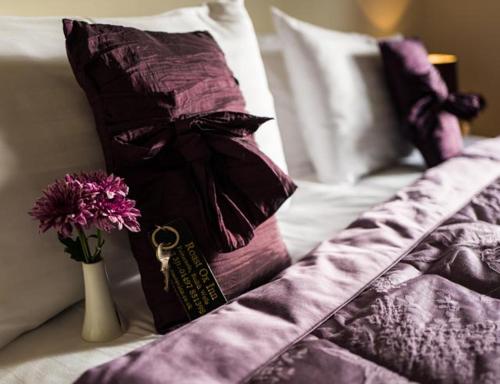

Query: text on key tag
(150, 220), (228, 320)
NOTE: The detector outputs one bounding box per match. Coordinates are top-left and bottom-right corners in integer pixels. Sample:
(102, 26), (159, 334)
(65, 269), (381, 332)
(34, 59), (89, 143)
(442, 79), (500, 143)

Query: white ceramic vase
(81, 261), (122, 342)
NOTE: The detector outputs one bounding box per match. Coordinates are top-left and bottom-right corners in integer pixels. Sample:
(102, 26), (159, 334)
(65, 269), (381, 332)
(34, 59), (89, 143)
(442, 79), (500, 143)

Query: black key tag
(151, 219), (227, 320)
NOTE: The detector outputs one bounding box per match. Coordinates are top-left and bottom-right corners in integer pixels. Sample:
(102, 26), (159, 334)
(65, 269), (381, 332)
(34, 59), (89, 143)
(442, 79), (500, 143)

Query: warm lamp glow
(428, 53), (459, 93)
(356, 0), (411, 33)
(428, 53), (458, 65)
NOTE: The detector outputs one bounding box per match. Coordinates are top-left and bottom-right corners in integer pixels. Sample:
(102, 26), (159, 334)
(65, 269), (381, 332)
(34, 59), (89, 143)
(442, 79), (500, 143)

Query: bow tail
(444, 92), (486, 120)
(209, 135), (297, 225)
(188, 158), (258, 251)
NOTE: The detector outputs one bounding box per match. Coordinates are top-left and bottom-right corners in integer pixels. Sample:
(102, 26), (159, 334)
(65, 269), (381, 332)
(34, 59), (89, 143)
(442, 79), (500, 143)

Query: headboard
(0, 0), (417, 36)
(0, 0), (202, 18)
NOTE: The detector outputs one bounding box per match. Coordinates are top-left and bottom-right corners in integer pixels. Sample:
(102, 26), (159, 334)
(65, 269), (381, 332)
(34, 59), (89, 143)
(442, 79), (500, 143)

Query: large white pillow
(258, 34), (315, 179)
(0, 0), (288, 348)
(272, 8), (408, 184)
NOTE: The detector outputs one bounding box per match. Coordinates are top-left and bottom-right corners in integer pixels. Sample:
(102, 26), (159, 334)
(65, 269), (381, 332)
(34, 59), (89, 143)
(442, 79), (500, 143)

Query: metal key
(156, 244), (172, 292)
(151, 225), (180, 293)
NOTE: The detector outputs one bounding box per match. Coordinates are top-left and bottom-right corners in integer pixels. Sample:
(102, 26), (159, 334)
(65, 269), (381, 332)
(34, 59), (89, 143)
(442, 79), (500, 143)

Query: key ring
(151, 225), (180, 251)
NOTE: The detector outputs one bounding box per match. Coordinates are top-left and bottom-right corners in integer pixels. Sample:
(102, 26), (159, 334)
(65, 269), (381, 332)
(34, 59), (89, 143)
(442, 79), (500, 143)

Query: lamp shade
(428, 53), (458, 93)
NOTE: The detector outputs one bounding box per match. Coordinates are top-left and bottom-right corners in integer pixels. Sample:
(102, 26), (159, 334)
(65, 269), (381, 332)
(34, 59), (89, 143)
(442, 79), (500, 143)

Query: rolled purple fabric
(63, 19), (296, 331)
(379, 38), (485, 167)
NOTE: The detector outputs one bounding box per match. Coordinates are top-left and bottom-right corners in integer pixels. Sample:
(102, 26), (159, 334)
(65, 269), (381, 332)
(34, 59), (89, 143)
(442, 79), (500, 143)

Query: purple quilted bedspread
(76, 138), (500, 384)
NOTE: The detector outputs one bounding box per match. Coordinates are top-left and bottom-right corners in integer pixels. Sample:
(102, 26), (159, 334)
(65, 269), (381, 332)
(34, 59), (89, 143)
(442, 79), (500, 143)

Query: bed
(0, 153), (425, 384)
(74, 136), (500, 384)
(0, 0), (495, 383)
(2, 135), (496, 384)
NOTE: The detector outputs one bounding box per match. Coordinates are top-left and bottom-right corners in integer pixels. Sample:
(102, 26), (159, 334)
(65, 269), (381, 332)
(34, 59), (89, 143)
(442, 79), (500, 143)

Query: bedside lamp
(428, 53), (458, 93)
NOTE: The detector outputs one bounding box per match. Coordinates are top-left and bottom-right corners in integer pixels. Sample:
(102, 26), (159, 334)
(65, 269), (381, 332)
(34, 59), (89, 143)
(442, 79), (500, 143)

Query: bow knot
(173, 119), (212, 163)
(111, 111), (296, 252)
(409, 91), (486, 139)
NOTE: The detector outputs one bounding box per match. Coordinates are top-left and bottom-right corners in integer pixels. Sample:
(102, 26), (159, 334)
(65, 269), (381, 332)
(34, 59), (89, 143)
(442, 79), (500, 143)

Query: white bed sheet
(281, 164), (423, 262)
(0, 159), (427, 384)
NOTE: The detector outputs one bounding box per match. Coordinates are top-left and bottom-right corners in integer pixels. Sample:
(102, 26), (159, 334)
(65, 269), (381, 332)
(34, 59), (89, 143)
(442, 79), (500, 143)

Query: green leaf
(58, 235), (86, 263)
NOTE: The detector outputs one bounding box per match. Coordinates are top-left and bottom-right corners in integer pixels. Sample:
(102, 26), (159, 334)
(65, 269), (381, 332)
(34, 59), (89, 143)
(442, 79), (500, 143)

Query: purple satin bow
(112, 111), (296, 252)
(409, 92), (485, 140)
(443, 93), (486, 120)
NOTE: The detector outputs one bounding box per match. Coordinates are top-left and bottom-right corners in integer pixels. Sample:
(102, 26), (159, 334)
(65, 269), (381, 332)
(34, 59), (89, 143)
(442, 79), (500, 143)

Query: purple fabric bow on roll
(113, 111), (296, 252)
(379, 38), (485, 167)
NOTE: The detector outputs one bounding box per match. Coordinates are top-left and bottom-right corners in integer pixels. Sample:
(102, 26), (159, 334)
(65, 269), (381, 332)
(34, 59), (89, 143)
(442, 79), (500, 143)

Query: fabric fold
(112, 111), (295, 252)
(443, 92), (486, 120)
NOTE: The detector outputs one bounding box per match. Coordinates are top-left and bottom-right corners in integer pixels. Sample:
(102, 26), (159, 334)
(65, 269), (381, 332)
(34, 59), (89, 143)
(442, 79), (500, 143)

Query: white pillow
(272, 8), (408, 184)
(258, 34), (315, 179)
(0, 0), (288, 348)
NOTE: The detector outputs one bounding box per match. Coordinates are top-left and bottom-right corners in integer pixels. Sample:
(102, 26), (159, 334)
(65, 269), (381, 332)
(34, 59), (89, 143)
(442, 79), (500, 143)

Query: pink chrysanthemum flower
(30, 171), (140, 237)
(71, 171), (141, 233)
(29, 176), (93, 237)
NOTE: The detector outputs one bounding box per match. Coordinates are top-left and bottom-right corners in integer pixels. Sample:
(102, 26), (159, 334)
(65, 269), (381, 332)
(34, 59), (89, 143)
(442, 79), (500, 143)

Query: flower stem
(94, 228), (104, 262)
(77, 228), (92, 264)
(97, 228), (103, 248)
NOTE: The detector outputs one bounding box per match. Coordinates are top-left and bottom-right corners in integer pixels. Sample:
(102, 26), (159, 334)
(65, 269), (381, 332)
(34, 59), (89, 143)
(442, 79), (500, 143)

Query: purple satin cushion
(63, 19), (296, 331)
(379, 38), (485, 167)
